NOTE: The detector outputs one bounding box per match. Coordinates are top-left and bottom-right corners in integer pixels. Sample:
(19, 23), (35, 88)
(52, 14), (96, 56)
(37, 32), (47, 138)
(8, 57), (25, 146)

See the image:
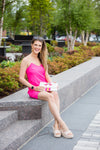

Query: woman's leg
(38, 91), (69, 131)
(51, 92), (60, 130)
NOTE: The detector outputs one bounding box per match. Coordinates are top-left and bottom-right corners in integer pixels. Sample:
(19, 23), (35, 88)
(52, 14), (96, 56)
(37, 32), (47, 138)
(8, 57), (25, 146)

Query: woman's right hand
(34, 86), (45, 92)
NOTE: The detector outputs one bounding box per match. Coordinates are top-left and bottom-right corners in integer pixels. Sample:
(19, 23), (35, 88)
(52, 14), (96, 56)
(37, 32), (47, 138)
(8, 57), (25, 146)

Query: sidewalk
(19, 81), (100, 150)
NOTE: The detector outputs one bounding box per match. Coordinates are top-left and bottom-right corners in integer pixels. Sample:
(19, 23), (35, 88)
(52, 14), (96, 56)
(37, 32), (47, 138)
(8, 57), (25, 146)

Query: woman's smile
(32, 40), (42, 54)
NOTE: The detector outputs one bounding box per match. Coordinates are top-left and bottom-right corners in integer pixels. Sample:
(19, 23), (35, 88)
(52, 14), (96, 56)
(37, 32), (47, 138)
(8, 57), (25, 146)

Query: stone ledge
(0, 57), (100, 126)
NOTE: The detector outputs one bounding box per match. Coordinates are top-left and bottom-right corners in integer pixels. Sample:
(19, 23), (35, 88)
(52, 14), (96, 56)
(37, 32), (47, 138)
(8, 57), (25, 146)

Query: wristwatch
(31, 86), (34, 90)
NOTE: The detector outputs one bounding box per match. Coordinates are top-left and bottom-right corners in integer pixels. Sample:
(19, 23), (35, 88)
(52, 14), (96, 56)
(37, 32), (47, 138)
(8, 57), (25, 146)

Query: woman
(19, 36), (73, 138)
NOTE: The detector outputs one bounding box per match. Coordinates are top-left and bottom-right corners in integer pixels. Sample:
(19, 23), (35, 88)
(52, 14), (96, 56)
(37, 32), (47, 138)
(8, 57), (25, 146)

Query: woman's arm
(45, 71), (52, 83)
(19, 59), (33, 88)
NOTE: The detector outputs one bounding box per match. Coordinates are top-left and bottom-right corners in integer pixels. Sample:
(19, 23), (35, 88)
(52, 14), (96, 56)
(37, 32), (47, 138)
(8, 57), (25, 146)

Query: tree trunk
(81, 31), (85, 44)
(81, 31), (89, 46)
(0, 0), (5, 46)
(0, 18), (3, 46)
(84, 31), (89, 46)
(66, 28), (77, 51)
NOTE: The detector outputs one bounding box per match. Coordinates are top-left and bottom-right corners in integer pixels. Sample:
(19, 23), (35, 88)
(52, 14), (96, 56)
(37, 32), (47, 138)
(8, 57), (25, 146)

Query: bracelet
(31, 86), (34, 89)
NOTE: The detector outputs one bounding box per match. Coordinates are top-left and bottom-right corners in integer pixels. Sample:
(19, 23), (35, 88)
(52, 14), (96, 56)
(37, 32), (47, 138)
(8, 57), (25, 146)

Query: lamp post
(0, 37), (10, 56)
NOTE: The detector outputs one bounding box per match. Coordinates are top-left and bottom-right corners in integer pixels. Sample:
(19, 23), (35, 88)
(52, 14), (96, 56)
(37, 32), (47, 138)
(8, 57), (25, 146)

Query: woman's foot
(53, 126), (61, 138)
(60, 122), (74, 138)
(61, 129), (74, 139)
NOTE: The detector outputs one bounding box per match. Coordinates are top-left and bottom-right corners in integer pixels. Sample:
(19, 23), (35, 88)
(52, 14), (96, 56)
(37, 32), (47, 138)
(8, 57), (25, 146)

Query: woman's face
(31, 40), (42, 54)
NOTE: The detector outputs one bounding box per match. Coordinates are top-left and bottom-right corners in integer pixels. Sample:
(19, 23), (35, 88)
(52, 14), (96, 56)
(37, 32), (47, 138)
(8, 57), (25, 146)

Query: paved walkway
(19, 81), (100, 150)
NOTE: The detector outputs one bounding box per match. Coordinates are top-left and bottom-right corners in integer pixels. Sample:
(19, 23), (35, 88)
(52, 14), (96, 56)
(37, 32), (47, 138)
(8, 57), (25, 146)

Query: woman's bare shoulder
(21, 54), (31, 64)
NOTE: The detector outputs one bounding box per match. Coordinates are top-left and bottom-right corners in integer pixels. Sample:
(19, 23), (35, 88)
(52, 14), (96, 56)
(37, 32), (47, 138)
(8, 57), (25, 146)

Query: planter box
(0, 46), (10, 56)
(58, 40), (65, 47)
(22, 43), (31, 54)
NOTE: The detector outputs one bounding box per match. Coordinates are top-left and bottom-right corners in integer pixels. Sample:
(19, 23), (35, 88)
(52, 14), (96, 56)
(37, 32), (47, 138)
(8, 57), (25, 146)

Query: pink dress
(26, 63), (48, 99)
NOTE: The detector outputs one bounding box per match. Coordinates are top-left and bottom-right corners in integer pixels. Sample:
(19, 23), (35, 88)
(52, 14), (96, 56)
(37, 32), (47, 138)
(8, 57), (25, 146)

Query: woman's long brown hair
(31, 36), (48, 71)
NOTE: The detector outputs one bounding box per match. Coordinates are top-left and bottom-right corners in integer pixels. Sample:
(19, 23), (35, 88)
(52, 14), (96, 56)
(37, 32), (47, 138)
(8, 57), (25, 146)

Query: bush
(65, 41), (67, 47)
(0, 60), (15, 68)
(0, 56), (10, 63)
(48, 58), (68, 74)
(75, 42), (82, 47)
(0, 62), (25, 96)
(1, 44), (100, 97)
(87, 42), (97, 46)
(46, 43), (55, 53)
(14, 54), (25, 62)
(48, 48), (93, 74)
(6, 44), (22, 53)
(91, 47), (100, 56)
(51, 40), (58, 46)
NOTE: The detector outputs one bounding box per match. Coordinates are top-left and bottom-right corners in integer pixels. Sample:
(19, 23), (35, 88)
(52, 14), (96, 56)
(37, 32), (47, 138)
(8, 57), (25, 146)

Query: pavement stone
(19, 81), (100, 150)
(73, 111), (100, 150)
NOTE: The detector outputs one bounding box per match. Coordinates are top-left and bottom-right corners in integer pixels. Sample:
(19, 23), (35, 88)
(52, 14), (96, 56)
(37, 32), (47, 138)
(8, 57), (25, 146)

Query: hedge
(0, 45), (100, 97)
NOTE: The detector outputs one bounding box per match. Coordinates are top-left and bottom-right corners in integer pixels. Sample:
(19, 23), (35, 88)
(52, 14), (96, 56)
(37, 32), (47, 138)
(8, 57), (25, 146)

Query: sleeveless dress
(26, 63), (48, 99)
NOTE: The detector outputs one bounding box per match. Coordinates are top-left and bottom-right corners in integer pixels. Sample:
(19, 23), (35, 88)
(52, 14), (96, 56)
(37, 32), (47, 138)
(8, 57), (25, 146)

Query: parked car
(56, 36), (67, 41)
(97, 36), (100, 42)
(76, 37), (81, 43)
(89, 34), (97, 42)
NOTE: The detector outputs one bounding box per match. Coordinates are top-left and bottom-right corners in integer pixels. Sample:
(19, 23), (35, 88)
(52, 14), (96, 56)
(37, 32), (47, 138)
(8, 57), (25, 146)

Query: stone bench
(0, 57), (100, 128)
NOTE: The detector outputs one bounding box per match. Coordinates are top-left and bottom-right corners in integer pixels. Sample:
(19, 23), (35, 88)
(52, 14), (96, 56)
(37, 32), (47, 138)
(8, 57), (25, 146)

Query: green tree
(55, 0), (96, 49)
(92, 0), (100, 36)
(4, 0), (28, 37)
(28, 0), (54, 36)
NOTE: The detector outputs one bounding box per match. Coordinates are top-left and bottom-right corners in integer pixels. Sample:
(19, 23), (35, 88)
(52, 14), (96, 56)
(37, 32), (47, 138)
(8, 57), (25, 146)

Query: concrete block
(0, 119), (41, 150)
(0, 111), (18, 131)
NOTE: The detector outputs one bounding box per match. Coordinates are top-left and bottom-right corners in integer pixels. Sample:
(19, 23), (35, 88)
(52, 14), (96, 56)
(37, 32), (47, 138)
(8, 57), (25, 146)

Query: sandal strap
(62, 130), (72, 135)
(54, 130), (61, 134)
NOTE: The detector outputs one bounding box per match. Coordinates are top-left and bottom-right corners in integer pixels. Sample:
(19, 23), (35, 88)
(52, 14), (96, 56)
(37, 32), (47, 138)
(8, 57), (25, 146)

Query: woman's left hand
(34, 86), (45, 92)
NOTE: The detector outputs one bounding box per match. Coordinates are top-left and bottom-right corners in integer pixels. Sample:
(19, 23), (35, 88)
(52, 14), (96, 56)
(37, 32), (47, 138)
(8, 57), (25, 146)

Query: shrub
(0, 62), (25, 96)
(1, 39), (5, 46)
(1, 44), (100, 97)
(87, 42), (97, 46)
(65, 41), (67, 47)
(79, 45), (90, 50)
(0, 60), (15, 68)
(54, 47), (64, 55)
(48, 58), (68, 74)
(0, 56), (10, 63)
(46, 43), (55, 53)
(6, 44), (22, 53)
(75, 42), (82, 47)
(51, 40), (58, 46)
(91, 47), (100, 56)
(14, 54), (25, 62)
(48, 49), (93, 75)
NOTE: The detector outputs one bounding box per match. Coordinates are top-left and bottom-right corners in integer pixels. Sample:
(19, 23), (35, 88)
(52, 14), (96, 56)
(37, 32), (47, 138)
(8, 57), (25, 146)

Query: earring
(32, 48), (34, 52)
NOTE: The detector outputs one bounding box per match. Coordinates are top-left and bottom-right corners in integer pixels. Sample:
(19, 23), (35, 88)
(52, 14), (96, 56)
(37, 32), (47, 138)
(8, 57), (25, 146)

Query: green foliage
(0, 56), (10, 62)
(0, 62), (24, 96)
(0, 60), (15, 68)
(3, 0), (29, 35)
(55, 0), (96, 32)
(1, 44), (100, 97)
(6, 44), (22, 53)
(51, 40), (58, 46)
(46, 43), (55, 53)
(48, 45), (100, 75)
(28, 0), (54, 36)
(63, 47), (68, 52)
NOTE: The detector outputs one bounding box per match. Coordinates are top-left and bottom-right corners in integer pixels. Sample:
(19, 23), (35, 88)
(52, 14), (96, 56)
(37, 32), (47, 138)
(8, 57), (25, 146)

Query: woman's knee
(47, 93), (55, 102)
(52, 91), (59, 98)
